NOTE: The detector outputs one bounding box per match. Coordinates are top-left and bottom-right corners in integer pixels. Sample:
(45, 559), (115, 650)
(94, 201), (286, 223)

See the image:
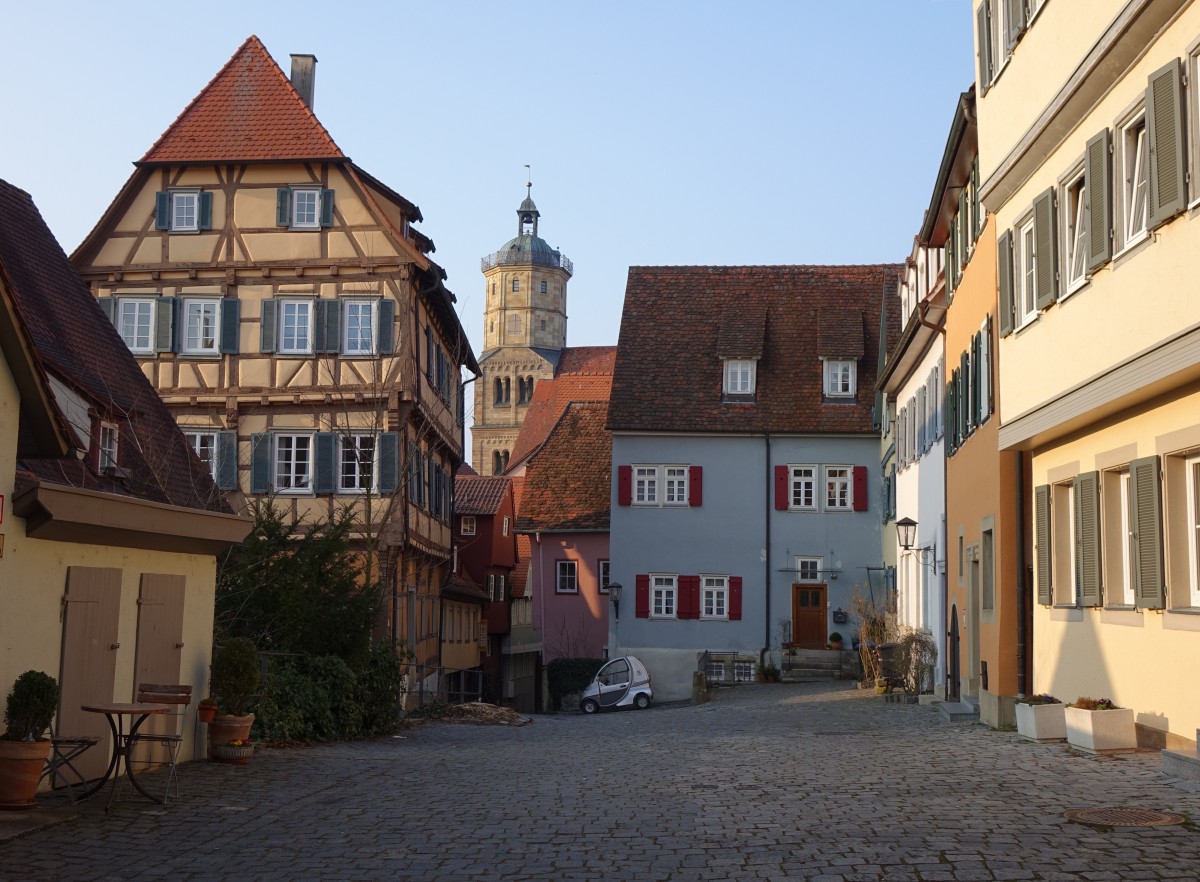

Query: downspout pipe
(1014, 450), (1027, 698)
(762, 434), (772, 668)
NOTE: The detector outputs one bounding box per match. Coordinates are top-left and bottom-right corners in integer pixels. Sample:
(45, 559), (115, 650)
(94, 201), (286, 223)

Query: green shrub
(210, 637), (260, 716)
(355, 642), (405, 736)
(4, 671), (59, 741)
(546, 657), (604, 710)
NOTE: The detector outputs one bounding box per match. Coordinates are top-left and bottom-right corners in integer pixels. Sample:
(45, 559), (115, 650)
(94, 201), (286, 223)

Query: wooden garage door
(58, 567), (122, 782)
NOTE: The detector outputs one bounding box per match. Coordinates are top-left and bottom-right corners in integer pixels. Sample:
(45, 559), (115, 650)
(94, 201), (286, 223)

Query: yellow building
(70, 37), (478, 695)
(977, 0), (1200, 748)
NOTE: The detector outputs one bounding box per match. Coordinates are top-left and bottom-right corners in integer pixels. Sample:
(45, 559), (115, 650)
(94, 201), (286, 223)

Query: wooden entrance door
(133, 574), (186, 760)
(791, 584), (827, 649)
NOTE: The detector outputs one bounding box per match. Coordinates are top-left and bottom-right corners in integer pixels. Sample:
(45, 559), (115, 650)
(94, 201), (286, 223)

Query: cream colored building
(70, 37), (477, 691)
(977, 0), (1200, 747)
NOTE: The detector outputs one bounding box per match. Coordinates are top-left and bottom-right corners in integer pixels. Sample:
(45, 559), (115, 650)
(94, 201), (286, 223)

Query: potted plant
(197, 697), (218, 725)
(758, 660), (781, 683)
(1065, 696), (1136, 753)
(0, 670), (59, 810)
(207, 638), (260, 752)
(828, 632), (844, 651)
(211, 738), (255, 765)
(1015, 693), (1066, 742)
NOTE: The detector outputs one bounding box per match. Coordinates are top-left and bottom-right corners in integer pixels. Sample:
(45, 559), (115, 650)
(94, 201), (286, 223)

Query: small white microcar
(579, 655), (653, 714)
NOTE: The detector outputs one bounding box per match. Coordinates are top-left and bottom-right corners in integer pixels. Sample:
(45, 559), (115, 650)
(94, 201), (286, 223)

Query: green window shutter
(377, 299), (395, 355)
(984, 315), (994, 416)
(198, 191), (213, 230)
(1130, 455), (1165, 609)
(98, 296), (116, 325)
(945, 230), (956, 299)
(155, 296), (176, 353)
(155, 192), (170, 230)
(960, 351), (971, 436)
(250, 434), (271, 495)
(997, 230), (1014, 337)
(260, 299), (278, 353)
(219, 298), (240, 354)
(216, 430), (238, 491)
(314, 432), (336, 494)
(972, 333), (982, 426)
(944, 379), (955, 456)
(1035, 484), (1052, 604)
(1033, 187), (1057, 310)
(313, 300), (340, 354)
(1084, 129), (1112, 273)
(1146, 59), (1186, 230)
(276, 189), (291, 227)
(976, 1), (993, 93)
(1075, 472), (1101, 607)
(320, 189), (335, 227)
(377, 432), (399, 493)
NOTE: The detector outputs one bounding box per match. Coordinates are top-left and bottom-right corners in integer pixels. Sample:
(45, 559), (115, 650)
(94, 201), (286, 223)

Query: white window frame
(118, 298), (155, 354)
(275, 433), (313, 493)
(502, 516), (510, 536)
(342, 301), (376, 356)
(733, 661), (755, 682)
(723, 358), (757, 396)
(789, 465), (817, 511)
(701, 575), (728, 620)
(651, 574), (677, 619)
(182, 298), (220, 355)
(1187, 455), (1200, 608)
(1102, 468), (1137, 607)
(1052, 481), (1076, 605)
(185, 430), (218, 479)
(634, 466), (659, 506)
(978, 318), (991, 425)
(825, 466), (851, 511)
(461, 515), (477, 536)
(99, 422), (118, 470)
(291, 188), (321, 230)
(171, 190), (199, 233)
(556, 560), (578, 594)
(1118, 109), (1150, 254)
(1062, 166), (1088, 295)
(279, 300), (313, 354)
(663, 466), (689, 506)
(823, 359), (856, 398)
(796, 556), (822, 583)
(1014, 214), (1038, 328)
(599, 560), (611, 594)
(338, 434), (376, 493)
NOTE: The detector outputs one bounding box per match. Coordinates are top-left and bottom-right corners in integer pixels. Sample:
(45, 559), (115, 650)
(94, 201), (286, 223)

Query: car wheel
(634, 693), (651, 710)
(581, 699), (599, 714)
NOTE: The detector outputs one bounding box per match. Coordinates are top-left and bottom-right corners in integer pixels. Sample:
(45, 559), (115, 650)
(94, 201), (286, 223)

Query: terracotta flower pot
(208, 713), (254, 754)
(0, 739), (53, 810)
(198, 703), (218, 724)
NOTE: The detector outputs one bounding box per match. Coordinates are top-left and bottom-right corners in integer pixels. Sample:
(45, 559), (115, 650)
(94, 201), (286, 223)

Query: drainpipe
(762, 434), (772, 668)
(1014, 450), (1027, 698)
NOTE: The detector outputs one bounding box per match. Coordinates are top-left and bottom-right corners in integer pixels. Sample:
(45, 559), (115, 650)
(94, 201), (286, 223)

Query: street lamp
(896, 517), (936, 569)
(608, 582), (623, 621)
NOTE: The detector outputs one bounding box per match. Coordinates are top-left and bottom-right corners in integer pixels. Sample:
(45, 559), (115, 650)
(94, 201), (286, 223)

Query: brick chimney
(290, 54), (317, 109)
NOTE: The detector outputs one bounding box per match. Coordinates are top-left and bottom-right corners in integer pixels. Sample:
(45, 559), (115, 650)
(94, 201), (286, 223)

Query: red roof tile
(516, 402), (611, 533)
(556, 346), (617, 375)
(608, 266), (901, 434)
(511, 532), (532, 598)
(455, 475), (511, 516)
(508, 372), (613, 469)
(139, 36), (345, 165)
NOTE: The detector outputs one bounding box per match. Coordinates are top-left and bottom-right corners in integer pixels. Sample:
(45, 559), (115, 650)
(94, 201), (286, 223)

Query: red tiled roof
(455, 474), (511, 516)
(516, 402), (611, 533)
(556, 346), (617, 375)
(457, 462), (479, 476)
(508, 352), (615, 470)
(511, 532), (532, 598)
(0, 180), (226, 511)
(139, 36), (345, 165)
(608, 266), (901, 434)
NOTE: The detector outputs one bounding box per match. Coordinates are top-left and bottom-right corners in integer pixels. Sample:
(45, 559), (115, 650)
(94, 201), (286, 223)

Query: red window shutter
(774, 465), (789, 510)
(689, 465), (703, 507)
(729, 576), (743, 621)
(635, 574), (650, 618)
(679, 575), (700, 619)
(618, 465), (632, 506)
(853, 465), (868, 512)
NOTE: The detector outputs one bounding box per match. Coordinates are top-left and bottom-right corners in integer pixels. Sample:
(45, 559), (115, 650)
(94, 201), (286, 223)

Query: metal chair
(127, 683), (192, 801)
(39, 726), (101, 803)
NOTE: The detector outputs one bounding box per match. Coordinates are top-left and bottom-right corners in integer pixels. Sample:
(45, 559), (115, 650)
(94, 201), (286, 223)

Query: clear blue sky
(2, 0), (973, 385)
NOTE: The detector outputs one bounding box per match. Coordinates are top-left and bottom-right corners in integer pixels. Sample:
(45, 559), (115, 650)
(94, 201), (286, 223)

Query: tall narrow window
(790, 466), (817, 510)
(663, 467), (688, 505)
(118, 299), (155, 353)
(1052, 482), (1075, 604)
(339, 435), (375, 492)
(185, 431), (218, 479)
(275, 434), (312, 492)
(651, 575), (677, 618)
(183, 299), (219, 355)
(1064, 171), (1088, 291)
(556, 560), (578, 594)
(1187, 456), (1200, 607)
(1016, 216), (1037, 326)
(1102, 469), (1136, 607)
(825, 467), (851, 511)
(171, 191), (198, 232)
(280, 301), (312, 354)
(1123, 115), (1149, 247)
(701, 576), (729, 619)
(634, 467), (659, 505)
(343, 302), (375, 355)
(99, 423), (118, 470)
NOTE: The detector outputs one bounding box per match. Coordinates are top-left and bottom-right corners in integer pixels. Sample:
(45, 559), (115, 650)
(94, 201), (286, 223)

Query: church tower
(473, 185), (573, 473)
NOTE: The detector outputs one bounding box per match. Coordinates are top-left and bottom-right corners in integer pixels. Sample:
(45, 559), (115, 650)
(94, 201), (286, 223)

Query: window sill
(1166, 607), (1200, 615)
(1113, 231), (1151, 266)
(1059, 277), (1089, 303)
(1103, 603), (1137, 611)
(181, 352), (222, 359)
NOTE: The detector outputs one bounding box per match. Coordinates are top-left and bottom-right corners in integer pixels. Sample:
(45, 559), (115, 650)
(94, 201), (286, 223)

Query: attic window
(723, 358), (757, 398)
(462, 515), (477, 536)
(823, 359), (856, 398)
(99, 422), (119, 471)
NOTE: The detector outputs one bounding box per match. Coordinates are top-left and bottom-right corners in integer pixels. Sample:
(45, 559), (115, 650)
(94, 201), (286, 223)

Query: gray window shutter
(219, 298), (240, 354)
(98, 296), (116, 325)
(977, 1), (993, 93)
(960, 351), (971, 436)
(378, 432), (399, 493)
(155, 192), (170, 230)
(985, 315), (994, 416)
(1035, 484), (1052, 604)
(1146, 59), (1186, 230)
(314, 300), (340, 354)
(1006, 0), (1025, 50)
(320, 189), (335, 227)
(1130, 455), (1165, 609)
(314, 432), (336, 494)
(250, 433), (271, 495)
(155, 296), (176, 353)
(377, 299), (395, 355)
(260, 299), (278, 353)
(199, 191), (213, 230)
(1075, 472), (1101, 607)
(216, 430), (238, 491)
(971, 333), (982, 425)
(1085, 129), (1112, 272)
(276, 189), (291, 226)
(945, 231), (956, 299)
(997, 230), (1014, 337)
(971, 157), (982, 239)
(944, 378), (956, 456)
(1033, 187), (1057, 309)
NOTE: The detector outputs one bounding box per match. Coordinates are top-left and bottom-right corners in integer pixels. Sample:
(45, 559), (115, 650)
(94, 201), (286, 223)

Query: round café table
(81, 702), (170, 808)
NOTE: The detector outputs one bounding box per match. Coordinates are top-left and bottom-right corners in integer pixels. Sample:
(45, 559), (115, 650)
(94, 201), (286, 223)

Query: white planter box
(1065, 706), (1137, 752)
(1015, 702), (1066, 742)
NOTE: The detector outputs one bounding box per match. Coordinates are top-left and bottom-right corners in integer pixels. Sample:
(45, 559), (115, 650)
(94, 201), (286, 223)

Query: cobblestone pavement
(4, 682), (1200, 881)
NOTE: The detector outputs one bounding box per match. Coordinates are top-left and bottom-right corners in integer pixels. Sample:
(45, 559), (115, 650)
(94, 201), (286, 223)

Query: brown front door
(792, 584), (827, 649)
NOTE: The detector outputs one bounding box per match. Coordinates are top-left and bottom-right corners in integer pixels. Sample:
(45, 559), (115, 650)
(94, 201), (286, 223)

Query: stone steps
(939, 700), (980, 723)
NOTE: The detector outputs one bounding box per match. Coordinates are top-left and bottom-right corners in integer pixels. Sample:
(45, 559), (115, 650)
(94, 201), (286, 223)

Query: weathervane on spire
(524, 163), (532, 198)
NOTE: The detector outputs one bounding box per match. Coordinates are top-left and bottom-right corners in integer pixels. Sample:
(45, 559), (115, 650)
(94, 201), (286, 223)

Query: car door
(596, 658), (631, 707)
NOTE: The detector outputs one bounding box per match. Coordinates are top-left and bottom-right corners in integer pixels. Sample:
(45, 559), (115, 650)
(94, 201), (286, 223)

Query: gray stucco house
(607, 265), (900, 700)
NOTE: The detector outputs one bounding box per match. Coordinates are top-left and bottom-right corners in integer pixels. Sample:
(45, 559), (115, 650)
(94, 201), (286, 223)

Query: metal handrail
(480, 250), (574, 275)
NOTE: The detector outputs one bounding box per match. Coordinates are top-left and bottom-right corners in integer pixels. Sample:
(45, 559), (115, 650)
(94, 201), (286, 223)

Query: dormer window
(823, 359), (857, 398)
(99, 422), (119, 470)
(723, 358), (757, 397)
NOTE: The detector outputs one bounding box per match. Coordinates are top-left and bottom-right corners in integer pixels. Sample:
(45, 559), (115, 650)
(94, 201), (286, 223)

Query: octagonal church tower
(473, 186), (573, 473)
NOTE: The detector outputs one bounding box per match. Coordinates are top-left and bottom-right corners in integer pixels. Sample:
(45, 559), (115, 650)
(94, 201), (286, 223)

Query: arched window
(516, 377), (527, 404)
(540, 280), (547, 294)
(512, 278), (520, 292)
(502, 450), (510, 472)
(503, 377), (511, 403)
(492, 451), (503, 475)
(494, 377), (504, 405)
(525, 376), (535, 400)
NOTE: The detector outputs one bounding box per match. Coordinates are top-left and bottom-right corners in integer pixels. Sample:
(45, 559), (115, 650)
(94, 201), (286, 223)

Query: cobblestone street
(4, 682), (1200, 881)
